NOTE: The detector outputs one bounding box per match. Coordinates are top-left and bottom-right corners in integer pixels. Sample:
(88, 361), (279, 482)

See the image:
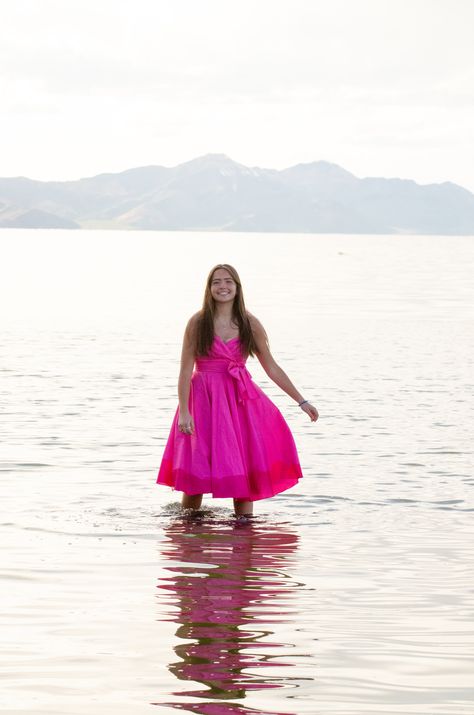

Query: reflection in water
(154, 515), (305, 715)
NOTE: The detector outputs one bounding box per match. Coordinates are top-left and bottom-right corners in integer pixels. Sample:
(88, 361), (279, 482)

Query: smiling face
(210, 267), (237, 305)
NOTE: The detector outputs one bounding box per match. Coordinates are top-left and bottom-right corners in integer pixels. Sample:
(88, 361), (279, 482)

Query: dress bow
(227, 361), (260, 403)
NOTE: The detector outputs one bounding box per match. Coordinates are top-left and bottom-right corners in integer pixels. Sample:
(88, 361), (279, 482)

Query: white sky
(1, 0), (474, 190)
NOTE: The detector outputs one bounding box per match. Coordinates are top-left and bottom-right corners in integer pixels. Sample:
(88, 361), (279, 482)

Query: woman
(156, 263), (319, 518)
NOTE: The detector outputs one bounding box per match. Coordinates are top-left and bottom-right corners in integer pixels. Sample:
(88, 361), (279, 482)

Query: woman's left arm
(249, 314), (319, 422)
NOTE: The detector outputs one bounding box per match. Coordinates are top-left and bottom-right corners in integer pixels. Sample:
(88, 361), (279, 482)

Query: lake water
(1, 230), (473, 714)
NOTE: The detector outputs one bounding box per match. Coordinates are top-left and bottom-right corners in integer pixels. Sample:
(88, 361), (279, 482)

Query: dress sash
(194, 358), (260, 403)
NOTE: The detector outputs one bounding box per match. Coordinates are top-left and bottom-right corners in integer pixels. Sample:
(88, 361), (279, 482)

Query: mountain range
(1, 153), (473, 234)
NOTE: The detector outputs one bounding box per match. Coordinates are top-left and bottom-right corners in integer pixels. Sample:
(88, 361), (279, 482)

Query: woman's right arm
(177, 316), (198, 433)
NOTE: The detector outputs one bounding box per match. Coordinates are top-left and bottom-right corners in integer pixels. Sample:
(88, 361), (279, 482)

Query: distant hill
(1, 153), (473, 234)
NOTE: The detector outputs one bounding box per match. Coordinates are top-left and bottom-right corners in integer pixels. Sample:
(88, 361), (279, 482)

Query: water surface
(1, 230), (473, 714)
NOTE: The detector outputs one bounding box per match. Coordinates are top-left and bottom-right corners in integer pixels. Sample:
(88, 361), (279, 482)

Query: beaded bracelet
(298, 399), (309, 407)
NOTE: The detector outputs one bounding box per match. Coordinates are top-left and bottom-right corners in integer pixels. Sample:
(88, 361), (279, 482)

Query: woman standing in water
(156, 263), (319, 518)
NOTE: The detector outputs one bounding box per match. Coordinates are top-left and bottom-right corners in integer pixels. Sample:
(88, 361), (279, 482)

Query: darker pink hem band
(156, 460), (303, 501)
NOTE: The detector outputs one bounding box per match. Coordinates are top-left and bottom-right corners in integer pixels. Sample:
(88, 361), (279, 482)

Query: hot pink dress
(156, 335), (303, 500)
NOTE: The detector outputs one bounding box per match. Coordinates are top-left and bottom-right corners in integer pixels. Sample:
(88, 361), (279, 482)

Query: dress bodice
(193, 337), (258, 403)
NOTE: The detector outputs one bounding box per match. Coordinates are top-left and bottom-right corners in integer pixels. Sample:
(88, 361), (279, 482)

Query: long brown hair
(195, 264), (262, 357)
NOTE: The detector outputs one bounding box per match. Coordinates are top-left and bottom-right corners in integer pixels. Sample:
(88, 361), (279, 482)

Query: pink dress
(156, 335), (303, 501)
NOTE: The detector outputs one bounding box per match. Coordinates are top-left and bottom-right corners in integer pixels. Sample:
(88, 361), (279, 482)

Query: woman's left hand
(300, 402), (319, 421)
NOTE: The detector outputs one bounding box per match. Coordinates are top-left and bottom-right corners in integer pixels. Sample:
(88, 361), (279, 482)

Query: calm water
(1, 230), (473, 714)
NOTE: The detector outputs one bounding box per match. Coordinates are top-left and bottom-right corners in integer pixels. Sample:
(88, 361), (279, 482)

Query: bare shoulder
(185, 311), (201, 331)
(247, 312), (277, 371)
(247, 311), (266, 337)
(247, 311), (270, 354)
(187, 311), (201, 324)
(181, 312), (201, 346)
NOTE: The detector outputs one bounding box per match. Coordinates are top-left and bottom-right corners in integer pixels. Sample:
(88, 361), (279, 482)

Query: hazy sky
(1, 0), (474, 190)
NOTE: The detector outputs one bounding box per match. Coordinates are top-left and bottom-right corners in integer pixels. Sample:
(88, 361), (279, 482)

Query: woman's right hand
(178, 409), (195, 435)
